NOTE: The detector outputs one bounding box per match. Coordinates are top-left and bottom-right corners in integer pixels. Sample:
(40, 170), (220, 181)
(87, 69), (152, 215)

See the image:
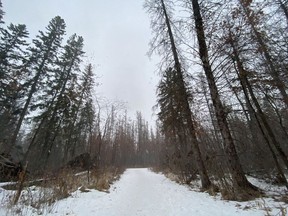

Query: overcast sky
(2, 0), (159, 124)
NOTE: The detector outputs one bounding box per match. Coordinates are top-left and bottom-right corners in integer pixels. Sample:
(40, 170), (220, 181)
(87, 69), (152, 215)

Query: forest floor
(0, 168), (287, 215)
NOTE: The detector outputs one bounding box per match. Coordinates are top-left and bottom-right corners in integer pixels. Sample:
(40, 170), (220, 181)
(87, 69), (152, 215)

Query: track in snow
(42, 168), (267, 216)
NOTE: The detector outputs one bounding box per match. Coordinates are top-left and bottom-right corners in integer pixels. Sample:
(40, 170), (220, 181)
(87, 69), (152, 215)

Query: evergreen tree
(0, 23), (29, 154)
(24, 34), (85, 168)
(64, 64), (95, 162)
(11, 16), (66, 153)
(157, 67), (194, 175)
(0, 0), (4, 24)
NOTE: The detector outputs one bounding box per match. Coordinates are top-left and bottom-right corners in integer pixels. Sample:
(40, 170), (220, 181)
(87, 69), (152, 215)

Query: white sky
(2, 0), (159, 124)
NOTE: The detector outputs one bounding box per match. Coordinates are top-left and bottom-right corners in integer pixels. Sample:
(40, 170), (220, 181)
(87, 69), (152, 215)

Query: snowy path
(40, 168), (272, 216)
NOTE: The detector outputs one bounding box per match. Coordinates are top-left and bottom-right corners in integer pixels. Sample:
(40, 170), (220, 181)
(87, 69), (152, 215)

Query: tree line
(0, 2), (159, 176)
(145, 0), (288, 200)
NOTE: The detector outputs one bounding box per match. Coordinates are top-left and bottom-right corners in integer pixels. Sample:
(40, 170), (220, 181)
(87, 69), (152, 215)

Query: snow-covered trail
(45, 168), (269, 216)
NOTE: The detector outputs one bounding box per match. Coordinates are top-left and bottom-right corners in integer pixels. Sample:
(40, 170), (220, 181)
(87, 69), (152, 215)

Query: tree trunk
(229, 37), (287, 187)
(190, 0), (258, 195)
(201, 76), (222, 145)
(10, 43), (54, 152)
(231, 41), (288, 173)
(224, 16), (288, 187)
(160, 0), (211, 189)
(10, 70), (42, 152)
(23, 57), (75, 164)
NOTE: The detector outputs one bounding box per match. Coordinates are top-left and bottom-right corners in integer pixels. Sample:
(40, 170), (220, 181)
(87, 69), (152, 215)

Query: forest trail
(44, 168), (265, 216)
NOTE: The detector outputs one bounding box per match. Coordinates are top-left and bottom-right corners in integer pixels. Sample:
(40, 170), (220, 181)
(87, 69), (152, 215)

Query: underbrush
(0, 166), (124, 215)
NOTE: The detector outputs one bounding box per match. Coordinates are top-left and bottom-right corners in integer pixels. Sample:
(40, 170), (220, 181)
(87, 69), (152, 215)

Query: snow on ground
(247, 175), (287, 196)
(0, 168), (287, 216)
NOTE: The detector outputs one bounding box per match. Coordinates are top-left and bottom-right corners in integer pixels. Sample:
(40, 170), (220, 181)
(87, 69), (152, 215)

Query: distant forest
(1, 0), (288, 201)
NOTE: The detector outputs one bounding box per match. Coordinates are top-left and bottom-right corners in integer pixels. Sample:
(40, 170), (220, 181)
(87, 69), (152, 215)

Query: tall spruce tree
(0, 23), (29, 154)
(157, 67), (192, 174)
(64, 64), (95, 162)
(40, 34), (85, 164)
(11, 16), (66, 153)
(23, 34), (85, 168)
